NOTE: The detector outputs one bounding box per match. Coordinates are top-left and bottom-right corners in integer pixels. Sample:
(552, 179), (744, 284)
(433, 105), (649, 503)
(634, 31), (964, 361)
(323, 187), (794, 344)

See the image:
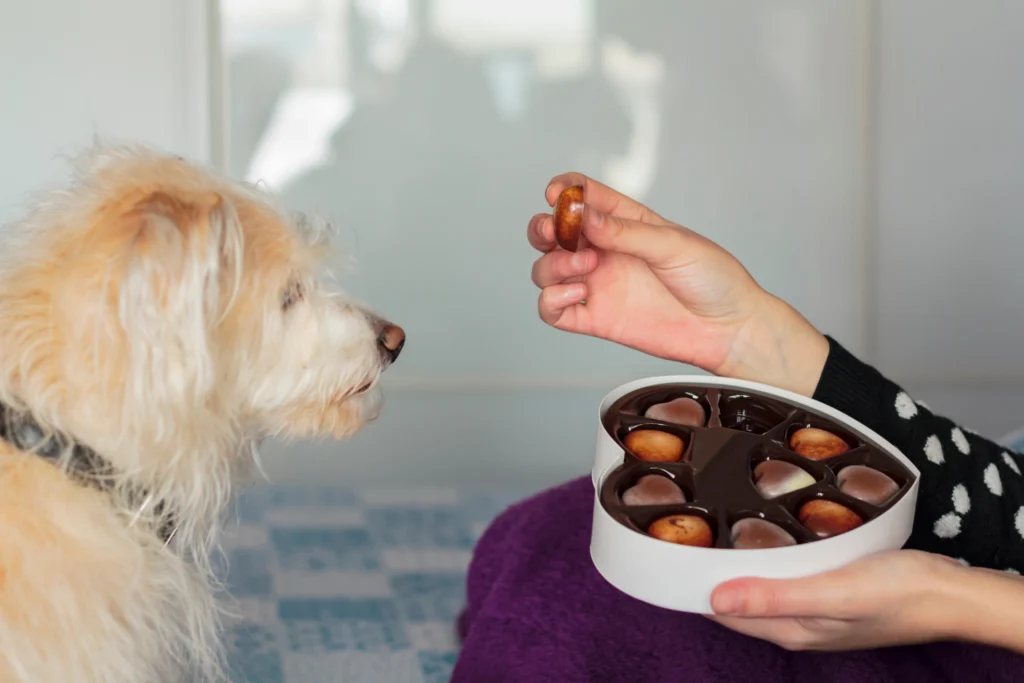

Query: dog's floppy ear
(119, 190), (243, 411)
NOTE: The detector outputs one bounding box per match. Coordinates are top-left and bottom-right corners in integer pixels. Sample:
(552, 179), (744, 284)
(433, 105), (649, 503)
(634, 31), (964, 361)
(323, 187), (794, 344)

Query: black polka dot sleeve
(812, 336), (1024, 572)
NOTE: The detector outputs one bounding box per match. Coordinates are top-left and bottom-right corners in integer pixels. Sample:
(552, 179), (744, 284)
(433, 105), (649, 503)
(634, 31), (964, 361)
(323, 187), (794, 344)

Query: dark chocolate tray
(598, 385), (917, 549)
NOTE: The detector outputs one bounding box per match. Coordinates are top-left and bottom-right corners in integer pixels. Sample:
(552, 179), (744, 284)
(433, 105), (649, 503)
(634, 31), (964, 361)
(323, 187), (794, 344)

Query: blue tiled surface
(219, 429), (1024, 682)
(1007, 431), (1024, 453)
(221, 486), (519, 683)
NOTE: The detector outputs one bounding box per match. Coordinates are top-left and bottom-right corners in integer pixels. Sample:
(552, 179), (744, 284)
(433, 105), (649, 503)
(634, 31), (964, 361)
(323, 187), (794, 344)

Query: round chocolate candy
(647, 514), (714, 547)
(753, 460), (815, 499)
(621, 474), (687, 506)
(624, 429), (685, 463)
(730, 518), (797, 550)
(837, 465), (899, 506)
(553, 184), (584, 252)
(798, 499), (864, 539)
(644, 397), (706, 428)
(789, 427), (850, 461)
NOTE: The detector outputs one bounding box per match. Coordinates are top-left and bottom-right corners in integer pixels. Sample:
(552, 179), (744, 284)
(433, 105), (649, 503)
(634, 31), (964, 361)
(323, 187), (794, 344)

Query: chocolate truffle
(753, 460), (815, 499)
(798, 499), (863, 538)
(647, 514), (714, 547)
(624, 429), (685, 463)
(644, 397), (706, 428)
(837, 465), (899, 506)
(553, 184), (584, 252)
(789, 427), (850, 460)
(730, 518), (797, 550)
(621, 474), (687, 506)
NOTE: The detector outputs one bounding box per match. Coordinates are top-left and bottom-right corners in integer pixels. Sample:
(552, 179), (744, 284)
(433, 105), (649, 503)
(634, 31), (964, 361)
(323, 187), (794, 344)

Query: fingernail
(566, 283), (586, 301)
(535, 216), (548, 240)
(711, 589), (738, 615)
(571, 251), (588, 270)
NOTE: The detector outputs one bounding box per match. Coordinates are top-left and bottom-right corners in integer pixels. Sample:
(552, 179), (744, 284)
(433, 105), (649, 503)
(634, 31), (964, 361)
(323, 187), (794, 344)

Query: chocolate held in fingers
(553, 185), (584, 252)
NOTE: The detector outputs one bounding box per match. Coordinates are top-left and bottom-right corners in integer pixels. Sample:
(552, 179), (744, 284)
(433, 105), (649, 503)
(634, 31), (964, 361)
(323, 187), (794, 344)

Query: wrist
(939, 566), (1024, 652)
(715, 292), (829, 397)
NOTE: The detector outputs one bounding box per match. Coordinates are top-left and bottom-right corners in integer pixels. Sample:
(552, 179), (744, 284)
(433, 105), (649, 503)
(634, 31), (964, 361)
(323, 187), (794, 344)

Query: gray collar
(0, 402), (174, 541)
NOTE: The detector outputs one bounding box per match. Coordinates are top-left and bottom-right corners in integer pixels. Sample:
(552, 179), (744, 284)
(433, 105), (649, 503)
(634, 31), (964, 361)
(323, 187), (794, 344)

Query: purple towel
(453, 477), (1024, 682)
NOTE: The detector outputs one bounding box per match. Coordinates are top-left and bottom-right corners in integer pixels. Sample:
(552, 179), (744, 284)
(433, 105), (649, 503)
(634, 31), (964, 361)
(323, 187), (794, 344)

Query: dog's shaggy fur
(0, 145), (403, 682)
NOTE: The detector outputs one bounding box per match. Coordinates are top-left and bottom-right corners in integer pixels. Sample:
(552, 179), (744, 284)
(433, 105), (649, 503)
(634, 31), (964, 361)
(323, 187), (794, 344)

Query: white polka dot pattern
(1007, 568), (1021, 575)
(1016, 508), (1024, 540)
(952, 428), (970, 455)
(924, 435), (944, 465)
(984, 463), (1003, 496)
(934, 512), (961, 538)
(894, 392), (918, 419)
(952, 485), (970, 514)
(1004, 452), (1022, 476)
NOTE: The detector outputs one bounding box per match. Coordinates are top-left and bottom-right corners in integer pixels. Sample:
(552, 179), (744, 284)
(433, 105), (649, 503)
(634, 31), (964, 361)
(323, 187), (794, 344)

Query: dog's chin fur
(0, 144), (395, 683)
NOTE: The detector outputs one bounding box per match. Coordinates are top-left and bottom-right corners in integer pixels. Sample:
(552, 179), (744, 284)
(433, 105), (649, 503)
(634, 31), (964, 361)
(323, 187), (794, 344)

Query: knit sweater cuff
(811, 336), (888, 430)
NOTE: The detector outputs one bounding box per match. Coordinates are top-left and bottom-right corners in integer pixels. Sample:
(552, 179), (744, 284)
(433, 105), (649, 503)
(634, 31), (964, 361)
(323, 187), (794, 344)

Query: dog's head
(0, 145), (402, 531)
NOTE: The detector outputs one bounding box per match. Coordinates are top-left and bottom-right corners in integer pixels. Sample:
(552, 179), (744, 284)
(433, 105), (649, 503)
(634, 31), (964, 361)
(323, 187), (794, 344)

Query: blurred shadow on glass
(221, 0), (670, 379)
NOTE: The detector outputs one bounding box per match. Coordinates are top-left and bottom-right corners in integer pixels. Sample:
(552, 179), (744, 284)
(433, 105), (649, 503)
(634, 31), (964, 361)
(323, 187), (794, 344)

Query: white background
(1, 0), (1022, 492)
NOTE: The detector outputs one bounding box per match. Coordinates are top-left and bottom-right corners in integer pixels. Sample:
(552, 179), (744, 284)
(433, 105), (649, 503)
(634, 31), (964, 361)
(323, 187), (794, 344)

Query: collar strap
(0, 402), (174, 542)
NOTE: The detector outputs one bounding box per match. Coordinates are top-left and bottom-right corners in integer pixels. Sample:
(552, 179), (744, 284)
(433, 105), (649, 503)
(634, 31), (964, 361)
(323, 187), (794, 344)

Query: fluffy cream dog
(0, 145), (404, 682)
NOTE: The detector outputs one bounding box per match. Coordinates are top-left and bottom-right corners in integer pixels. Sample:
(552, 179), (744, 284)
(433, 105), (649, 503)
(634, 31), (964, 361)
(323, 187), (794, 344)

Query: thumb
(711, 571), (851, 618)
(581, 205), (690, 267)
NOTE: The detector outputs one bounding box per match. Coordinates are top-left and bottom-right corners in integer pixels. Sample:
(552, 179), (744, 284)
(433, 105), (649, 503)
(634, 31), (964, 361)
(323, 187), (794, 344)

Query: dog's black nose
(377, 323), (405, 363)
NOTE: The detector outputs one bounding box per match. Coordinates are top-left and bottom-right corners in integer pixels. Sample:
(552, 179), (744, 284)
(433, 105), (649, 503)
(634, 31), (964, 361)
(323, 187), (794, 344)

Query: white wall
(876, 1), (1024, 383)
(873, 0), (1024, 436)
(0, 0), (211, 224)
(2, 0), (1022, 493)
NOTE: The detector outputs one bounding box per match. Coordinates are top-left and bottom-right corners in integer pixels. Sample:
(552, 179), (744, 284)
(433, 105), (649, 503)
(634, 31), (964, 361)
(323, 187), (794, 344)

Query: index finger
(545, 172), (672, 226)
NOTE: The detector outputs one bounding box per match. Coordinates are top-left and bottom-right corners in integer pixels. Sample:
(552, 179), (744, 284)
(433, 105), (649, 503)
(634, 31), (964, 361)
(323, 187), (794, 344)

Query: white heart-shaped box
(589, 375), (920, 614)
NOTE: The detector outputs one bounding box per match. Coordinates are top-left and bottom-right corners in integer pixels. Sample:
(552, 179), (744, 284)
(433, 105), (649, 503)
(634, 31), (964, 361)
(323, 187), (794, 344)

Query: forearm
(944, 566), (1024, 653)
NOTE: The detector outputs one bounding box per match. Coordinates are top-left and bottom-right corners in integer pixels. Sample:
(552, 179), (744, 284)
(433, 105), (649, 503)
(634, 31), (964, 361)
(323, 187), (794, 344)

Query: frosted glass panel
(220, 1), (869, 487)
(221, 0), (870, 390)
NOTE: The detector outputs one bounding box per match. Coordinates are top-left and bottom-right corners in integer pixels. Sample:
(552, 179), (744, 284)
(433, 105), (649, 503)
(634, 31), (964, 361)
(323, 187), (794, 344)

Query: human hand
(528, 173), (829, 396)
(707, 550), (964, 651)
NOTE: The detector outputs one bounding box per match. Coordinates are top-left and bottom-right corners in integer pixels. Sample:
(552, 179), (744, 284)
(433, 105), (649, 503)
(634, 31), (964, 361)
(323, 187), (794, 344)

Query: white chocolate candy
(753, 460), (815, 498)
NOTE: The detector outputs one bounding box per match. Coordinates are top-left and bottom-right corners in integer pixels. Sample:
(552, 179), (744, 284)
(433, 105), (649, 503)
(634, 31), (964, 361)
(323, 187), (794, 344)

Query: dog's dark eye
(282, 282), (304, 311)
